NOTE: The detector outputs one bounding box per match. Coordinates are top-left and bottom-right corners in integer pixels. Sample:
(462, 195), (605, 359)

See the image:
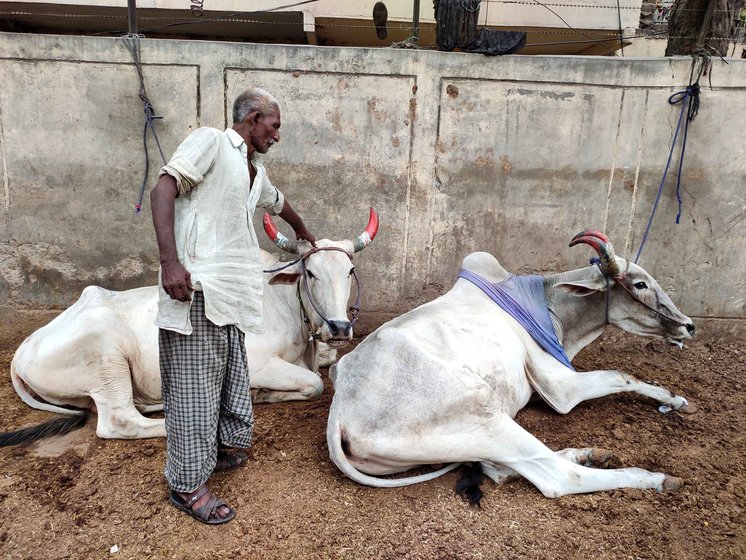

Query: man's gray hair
(232, 87), (280, 123)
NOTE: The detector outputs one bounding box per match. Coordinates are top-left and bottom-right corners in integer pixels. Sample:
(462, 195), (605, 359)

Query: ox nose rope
(591, 258), (690, 328)
(299, 249), (361, 334)
(592, 259), (612, 326)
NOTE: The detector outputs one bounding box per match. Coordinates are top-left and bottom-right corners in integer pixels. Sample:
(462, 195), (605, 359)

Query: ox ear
(268, 272), (301, 285)
(554, 278), (607, 297)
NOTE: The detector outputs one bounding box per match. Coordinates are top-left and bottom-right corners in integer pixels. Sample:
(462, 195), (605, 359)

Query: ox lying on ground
(2, 209), (378, 444)
(327, 230), (695, 501)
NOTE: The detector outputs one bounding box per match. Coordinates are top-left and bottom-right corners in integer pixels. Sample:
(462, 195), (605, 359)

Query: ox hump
(461, 252), (510, 283)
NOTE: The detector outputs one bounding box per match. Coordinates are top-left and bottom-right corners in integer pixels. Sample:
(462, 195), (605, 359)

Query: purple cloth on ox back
(458, 269), (575, 371)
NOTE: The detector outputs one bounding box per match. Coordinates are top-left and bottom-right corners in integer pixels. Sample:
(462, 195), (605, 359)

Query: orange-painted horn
(569, 229), (620, 277)
(263, 213), (299, 254)
(352, 207), (379, 253)
(570, 229), (609, 244)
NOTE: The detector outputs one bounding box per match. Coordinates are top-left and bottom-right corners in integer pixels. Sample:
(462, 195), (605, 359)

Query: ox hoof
(677, 402), (698, 414)
(588, 448), (620, 469)
(662, 476), (684, 492)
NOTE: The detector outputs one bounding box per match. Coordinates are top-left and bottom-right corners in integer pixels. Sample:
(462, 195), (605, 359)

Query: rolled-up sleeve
(257, 174), (285, 216)
(160, 127), (220, 195)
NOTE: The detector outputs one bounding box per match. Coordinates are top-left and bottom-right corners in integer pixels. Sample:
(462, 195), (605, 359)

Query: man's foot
(170, 485), (236, 525)
(214, 448), (248, 472)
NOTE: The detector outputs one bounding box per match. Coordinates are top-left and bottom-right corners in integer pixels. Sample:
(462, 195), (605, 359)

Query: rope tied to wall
(121, 33), (167, 215)
(634, 54), (704, 264)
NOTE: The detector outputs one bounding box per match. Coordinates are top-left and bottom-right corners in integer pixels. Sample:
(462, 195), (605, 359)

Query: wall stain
(334, 78), (351, 94)
(516, 88), (575, 101)
(474, 155), (497, 172)
(367, 97), (387, 121)
(329, 109), (343, 134)
(501, 155), (512, 174)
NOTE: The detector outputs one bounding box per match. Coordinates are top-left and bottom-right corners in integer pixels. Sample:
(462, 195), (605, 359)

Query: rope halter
(262, 208), (378, 338)
(303, 248), (360, 337)
(569, 229), (690, 328)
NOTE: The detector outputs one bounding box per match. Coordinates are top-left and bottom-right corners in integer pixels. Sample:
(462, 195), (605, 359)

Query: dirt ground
(0, 315), (743, 560)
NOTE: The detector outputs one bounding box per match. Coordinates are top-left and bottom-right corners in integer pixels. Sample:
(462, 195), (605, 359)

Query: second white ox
(8, 209), (378, 441)
(328, 229), (695, 500)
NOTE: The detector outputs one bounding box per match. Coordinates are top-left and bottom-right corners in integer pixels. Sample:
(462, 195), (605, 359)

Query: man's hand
(161, 260), (193, 302)
(295, 226), (317, 247)
(279, 200), (316, 247)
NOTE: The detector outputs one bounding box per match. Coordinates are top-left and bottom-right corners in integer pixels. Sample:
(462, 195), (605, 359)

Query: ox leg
(487, 417), (680, 497)
(317, 342), (339, 368)
(555, 447), (618, 467)
(93, 399), (165, 439)
(527, 361), (691, 414)
(88, 359), (166, 439)
(481, 447), (617, 485)
(357, 416), (677, 496)
(136, 404), (164, 414)
(250, 358), (324, 404)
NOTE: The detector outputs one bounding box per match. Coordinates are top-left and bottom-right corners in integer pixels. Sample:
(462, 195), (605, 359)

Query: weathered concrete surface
(0, 32), (744, 335)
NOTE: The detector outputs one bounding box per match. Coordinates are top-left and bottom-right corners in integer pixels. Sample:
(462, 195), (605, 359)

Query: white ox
(327, 230), (696, 500)
(4, 209), (378, 443)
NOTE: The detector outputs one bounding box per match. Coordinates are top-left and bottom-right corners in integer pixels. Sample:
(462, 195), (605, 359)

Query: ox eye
(633, 281), (648, 290)
(306, 269), (316, 280)
(349, 268), (355, 277)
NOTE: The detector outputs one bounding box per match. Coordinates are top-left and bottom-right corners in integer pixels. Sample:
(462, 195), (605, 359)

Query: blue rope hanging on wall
(634, 57), (703, 264)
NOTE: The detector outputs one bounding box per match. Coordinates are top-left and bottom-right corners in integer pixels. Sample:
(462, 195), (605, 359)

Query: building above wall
(0, 0), (643, 55)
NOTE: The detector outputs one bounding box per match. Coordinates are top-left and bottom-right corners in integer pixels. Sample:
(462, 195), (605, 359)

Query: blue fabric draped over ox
(458, 269), (575, 371)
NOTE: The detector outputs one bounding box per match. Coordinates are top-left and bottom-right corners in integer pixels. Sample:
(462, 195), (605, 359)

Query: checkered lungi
(158, 291), (254, 493)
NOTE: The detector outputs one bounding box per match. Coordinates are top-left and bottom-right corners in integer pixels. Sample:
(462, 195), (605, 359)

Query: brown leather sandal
(169, 485), (236, 525)
(214, 448), (248, 472)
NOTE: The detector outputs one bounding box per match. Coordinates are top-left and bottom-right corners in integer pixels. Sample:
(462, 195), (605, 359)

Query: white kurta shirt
(155, 127), (285, 335)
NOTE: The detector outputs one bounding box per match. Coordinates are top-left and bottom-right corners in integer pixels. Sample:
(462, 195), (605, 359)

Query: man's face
(251, 110), (281, 154)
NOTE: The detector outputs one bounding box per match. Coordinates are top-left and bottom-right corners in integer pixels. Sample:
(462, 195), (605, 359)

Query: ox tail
(326, 412), (461, 488)
(0, 413), (89, 447)
(455, 462), (485, 507)
(11, 362), (87, 417)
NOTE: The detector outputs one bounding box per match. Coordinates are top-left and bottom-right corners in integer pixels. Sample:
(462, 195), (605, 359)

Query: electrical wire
(0, 7), (741, 49)
(526, 0), (620, 55)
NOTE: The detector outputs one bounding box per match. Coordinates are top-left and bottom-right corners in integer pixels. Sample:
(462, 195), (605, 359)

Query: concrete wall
(1, 32), (744, 335)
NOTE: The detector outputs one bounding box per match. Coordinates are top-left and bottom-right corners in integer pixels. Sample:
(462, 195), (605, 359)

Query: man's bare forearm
(150, 174), (180, 265)
(151, 174), (193, 301)
(279, 200), (316, 246)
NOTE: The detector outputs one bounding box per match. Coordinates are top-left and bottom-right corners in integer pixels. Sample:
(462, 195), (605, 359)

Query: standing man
(150, 87), (315, 525)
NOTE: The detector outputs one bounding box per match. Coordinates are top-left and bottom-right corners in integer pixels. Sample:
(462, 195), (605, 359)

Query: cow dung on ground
(0, 314), (743, 560)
